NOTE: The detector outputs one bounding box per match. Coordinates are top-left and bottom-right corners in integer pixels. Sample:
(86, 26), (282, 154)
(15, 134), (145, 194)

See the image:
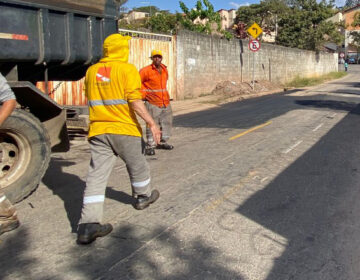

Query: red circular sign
(249, 39), (261, 52)
(339, 52), (345, 58)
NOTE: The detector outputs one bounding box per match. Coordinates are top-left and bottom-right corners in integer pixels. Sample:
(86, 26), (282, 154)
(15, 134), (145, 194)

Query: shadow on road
(295, 99), (359, 111)
(0, 228), (53, 280)
(0, 224), (244, 279)
(174, 93), (360, 130)
(106, 188), (134, 205)
(42, 159), (85, 232)
(68, 225), (245, 279)
(0, 228), (30, 279)
(236, 103), (360, 279)
(326, 82), (360, 87)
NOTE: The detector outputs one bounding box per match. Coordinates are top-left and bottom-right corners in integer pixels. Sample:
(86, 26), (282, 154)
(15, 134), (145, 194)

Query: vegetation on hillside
(344, 0), (360, 7)
(147, 12), (179, 33)
(349, 12), (360, 55)
(235, 0), (344, 51)
(120, 0), (344, 50)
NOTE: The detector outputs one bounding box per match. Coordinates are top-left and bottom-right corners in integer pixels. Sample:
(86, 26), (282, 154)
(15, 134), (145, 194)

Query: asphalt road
(1, 66), (360, 280)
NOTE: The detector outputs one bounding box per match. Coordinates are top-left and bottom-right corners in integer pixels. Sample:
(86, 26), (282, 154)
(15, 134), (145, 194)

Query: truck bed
(18, 0), (117, 17)
(0, 0), (118, 80)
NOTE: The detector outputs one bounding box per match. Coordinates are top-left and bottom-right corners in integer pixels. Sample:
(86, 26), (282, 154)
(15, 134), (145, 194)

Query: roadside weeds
(285, 72), (347, 89)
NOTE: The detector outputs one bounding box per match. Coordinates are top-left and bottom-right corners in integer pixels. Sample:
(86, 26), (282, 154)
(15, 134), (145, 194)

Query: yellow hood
(100, 34), (131, 63)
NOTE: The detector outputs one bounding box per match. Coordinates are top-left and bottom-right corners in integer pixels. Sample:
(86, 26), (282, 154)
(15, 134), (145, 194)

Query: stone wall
(176, 30), (338, 100)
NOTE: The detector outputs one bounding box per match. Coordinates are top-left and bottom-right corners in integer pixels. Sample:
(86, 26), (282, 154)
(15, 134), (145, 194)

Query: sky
(124, 0), (346, 12)
(124, 0), (256, 13)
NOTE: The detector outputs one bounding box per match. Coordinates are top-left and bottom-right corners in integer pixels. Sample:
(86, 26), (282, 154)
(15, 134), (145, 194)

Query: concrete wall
(176, 30), (338, 99)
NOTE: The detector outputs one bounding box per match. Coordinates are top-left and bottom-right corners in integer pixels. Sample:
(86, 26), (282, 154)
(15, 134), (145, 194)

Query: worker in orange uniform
(140, 50), (174, 156)
(77, 34), (162, 245)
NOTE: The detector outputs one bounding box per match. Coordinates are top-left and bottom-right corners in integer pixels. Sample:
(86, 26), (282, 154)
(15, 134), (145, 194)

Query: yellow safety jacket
(85, 34), (142, 138)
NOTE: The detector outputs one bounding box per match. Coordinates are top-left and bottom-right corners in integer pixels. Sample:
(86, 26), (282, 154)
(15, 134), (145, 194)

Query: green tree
(235, 0), (343, 50)
(235, 0), (288, 38)
(179, 0), (232, 38)
(344, 0), (360, 7)
(146, 12), (179, 34)
(133, 5), (160, 16)
(235, 4), (268, 27)
(118, 18), (148, 31)
(276, 0), (343, 50)
(350, 12), (360, 56)
(352, 11), (360, 27)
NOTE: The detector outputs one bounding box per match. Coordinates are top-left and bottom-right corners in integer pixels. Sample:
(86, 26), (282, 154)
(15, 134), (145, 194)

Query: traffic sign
(339, 52), (345, 58)
(249, 39), (261, 52)
(247, 22), (263, 39)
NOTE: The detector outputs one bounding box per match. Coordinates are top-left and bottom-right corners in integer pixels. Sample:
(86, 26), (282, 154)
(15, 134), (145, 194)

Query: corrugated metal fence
(120, 29), (176, 100)
(36, 80), (87, 106)
(37, 29), (176, 106)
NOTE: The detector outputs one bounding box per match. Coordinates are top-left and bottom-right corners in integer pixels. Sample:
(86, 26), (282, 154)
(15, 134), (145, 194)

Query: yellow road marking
(229, 121), (272, 141)
(205, 170), (259, 212)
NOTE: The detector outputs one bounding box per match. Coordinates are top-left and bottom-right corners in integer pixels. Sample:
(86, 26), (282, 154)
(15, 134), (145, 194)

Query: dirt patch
(212, 80), (281, 100)
(172, 80), (283, 116)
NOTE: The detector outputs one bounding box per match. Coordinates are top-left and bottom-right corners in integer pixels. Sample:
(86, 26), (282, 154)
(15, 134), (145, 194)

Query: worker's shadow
(42, 158), (133, 232)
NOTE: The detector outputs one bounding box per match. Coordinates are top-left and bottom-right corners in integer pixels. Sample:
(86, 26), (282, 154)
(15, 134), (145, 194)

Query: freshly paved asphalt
(1, 66), (360, 280)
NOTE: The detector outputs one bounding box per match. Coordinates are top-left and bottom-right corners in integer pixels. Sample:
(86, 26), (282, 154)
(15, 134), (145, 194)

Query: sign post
(247, 23), (263, 91)
(248, 39), (261, 90)
(339, 52), (345, 64)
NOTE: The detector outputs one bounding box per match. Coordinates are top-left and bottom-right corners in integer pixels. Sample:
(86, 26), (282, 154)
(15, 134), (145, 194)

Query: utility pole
(267, 11), (277, 43)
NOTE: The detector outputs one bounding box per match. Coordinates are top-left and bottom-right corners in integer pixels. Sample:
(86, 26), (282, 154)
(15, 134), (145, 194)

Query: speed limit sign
(249, 39), (261, 52)
(339, 52), (345, 58)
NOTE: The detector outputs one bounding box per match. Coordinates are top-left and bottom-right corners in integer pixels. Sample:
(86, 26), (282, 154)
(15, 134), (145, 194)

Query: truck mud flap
(8, 81), (70, 152)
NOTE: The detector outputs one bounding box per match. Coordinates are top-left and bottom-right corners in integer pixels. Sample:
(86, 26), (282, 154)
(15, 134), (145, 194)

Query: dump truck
(0, 0), (118, 202)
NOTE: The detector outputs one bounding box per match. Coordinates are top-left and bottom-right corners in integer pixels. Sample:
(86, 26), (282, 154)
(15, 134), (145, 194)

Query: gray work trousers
(80, 134), (152, 224)
(145, 102), (173, 147)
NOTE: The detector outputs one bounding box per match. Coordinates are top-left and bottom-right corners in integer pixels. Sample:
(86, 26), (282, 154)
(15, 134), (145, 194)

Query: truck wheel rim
(0, 130), (31, 189)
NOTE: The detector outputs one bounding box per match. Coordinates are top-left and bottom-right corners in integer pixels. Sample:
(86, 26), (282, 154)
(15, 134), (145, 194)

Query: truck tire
(0, 109), (51, 203)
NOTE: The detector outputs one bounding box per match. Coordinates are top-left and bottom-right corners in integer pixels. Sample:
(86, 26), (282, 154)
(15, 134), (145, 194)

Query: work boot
(0, 194), (16, 217)
(0, 217), (20, 236)
(156, 141), (174, 150)
(77, 223), (113, 245)
(133, 190), (160, 210)
(0, 194), (20, 235)
(145, 146), (155, 156)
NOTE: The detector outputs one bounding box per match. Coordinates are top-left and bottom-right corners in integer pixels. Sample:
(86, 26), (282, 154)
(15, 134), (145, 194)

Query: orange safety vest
(139, 64), (170, 107)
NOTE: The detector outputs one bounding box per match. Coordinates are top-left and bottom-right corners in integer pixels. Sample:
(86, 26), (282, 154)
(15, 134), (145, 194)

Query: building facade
(218, 9), (236, 30)
(327, 5), (360, 60)
(122, 10), (149, 23)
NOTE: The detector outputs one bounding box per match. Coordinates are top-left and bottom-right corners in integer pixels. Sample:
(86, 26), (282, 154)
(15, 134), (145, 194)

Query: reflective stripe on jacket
(139, 64), (170, 107)
(85, 34), (143, 138)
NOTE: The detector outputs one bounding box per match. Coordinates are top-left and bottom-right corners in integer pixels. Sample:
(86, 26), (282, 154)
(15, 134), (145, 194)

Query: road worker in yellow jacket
(77, 34), (161, 245)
